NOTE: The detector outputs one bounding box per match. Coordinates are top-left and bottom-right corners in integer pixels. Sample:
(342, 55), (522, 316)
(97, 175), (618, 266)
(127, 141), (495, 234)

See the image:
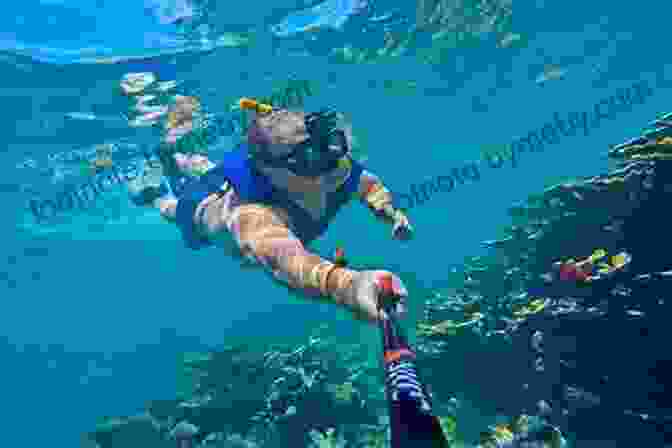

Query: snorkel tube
(239, 97), (274, 115)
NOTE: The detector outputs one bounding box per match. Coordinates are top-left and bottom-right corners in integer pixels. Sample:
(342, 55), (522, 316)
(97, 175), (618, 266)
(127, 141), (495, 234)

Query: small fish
(66, 112), (97, 121)
(558, 263), (582, 282)
(589, 248), (607, 261)
(536, 65), (567, 85)
(369, 12), (394, 22)
(610, 252), (631, 268)
(156, 80), (179, 91)
(513, 299), (548, 318)
(591, 251), (631, 277)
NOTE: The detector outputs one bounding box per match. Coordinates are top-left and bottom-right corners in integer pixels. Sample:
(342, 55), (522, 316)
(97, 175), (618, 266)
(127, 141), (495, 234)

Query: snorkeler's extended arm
(232, 204), (356, 303)
(358, 171), (413, 239)
(230, 203), (407, 322)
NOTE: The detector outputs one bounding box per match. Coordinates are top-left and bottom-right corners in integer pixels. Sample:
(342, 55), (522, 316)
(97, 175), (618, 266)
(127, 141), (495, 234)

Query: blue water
(2, 0), (672, 446)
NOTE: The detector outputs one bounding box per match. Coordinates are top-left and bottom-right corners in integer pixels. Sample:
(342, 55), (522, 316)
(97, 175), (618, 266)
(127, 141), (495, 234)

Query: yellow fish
(513, 299), (547, 318)
(610, 253), (629, 268)
(589, 249), (607, 261)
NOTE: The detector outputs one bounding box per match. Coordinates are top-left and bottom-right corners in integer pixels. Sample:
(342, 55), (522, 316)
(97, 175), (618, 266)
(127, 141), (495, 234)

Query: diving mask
(252, 108), (351, 177)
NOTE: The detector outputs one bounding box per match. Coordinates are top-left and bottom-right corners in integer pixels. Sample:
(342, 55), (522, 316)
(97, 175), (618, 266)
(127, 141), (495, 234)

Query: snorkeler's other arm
(150, 153), (214, 221)
(358, 171), (413, 239)
(129, 151), (210, 222)
(358, 171), (396, 220)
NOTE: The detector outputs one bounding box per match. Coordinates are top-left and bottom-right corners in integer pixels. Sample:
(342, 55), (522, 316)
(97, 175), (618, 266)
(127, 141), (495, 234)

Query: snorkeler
(127, 93), (413, 323)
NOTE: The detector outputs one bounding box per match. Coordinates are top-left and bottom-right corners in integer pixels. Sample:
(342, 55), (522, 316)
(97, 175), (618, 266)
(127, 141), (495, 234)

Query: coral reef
(415, 111), (672, 446)
(84, 327), (386, 448)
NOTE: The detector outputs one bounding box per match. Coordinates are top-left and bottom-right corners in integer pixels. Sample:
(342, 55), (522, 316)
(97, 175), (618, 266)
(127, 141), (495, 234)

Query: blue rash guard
(173, 143), (364, 250)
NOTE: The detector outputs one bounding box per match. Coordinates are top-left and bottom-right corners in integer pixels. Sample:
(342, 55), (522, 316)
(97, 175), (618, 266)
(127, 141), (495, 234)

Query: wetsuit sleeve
(358, 170), (405, 224)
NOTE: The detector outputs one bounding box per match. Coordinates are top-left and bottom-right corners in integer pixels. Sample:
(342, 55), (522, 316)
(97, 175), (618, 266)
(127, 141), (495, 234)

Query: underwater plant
(327, 381), (355, 404)
(308, 427), (347, 448)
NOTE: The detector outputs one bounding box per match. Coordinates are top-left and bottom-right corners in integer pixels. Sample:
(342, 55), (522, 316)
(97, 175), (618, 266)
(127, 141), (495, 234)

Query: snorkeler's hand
(347, 271), (408, 322)
(392, 210), (413, 241)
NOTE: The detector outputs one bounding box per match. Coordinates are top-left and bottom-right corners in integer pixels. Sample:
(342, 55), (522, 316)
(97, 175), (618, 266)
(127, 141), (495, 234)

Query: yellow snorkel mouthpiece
(238, 98), (273, 114)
